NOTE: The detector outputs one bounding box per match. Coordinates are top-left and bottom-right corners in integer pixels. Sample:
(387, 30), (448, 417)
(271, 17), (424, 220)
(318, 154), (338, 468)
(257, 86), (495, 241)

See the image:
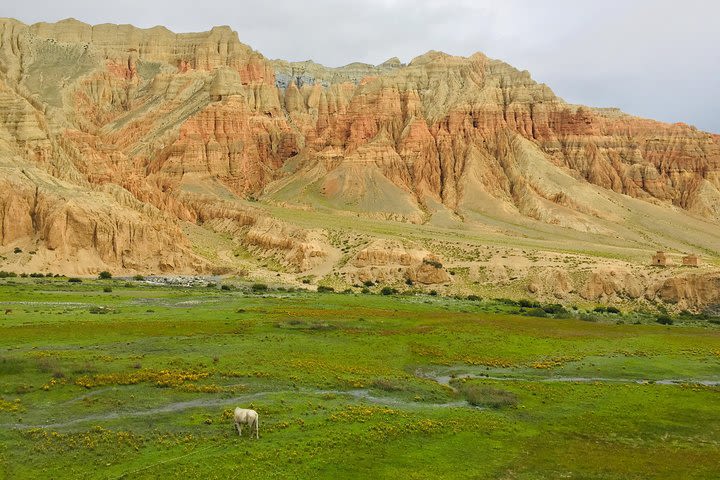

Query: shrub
(524, 308), (548, 318)
(133, 274), (145, 281)
(656, 314), (673, 325)
(89, 306), (113, 314)
(13, 247), (22, 254)
(405, 278), (414, 286)
(542, 304), (567, 315)
(423, 258), (443, 269)
(429, 290), (438, 296)
(251, 283), (268, 292)
(98, 271), (112, 280)
(103, 287), (112, 293)
(68, 277), (82, 283)
(302, 278), (311, 284)
(593, 306), (607, 313)
(380, 287), (397, 296)
(361, 288), (371, 294)
(0, 271), (17, 278)
(317, 286), (335, 293)
(519, 299), (541, 309)
(467, 295), (482, 301)
(363, 280), (375, 287)
(605, 306), (621, 314)
(461, 384), (518, 409)
(220, 284), (232, 291)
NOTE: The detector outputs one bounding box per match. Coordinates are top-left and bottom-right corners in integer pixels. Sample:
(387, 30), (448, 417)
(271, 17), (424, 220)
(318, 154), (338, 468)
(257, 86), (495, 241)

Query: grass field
(0, 278), (719, 479)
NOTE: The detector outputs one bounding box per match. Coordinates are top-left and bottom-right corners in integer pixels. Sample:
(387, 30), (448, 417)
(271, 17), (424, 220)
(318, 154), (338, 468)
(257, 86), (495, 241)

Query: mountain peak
(0, 18), (717, 308)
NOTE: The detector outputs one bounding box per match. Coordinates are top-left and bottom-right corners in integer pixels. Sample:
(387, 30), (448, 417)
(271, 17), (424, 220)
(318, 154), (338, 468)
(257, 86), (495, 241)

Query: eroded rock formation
(0, 18), (718, 303)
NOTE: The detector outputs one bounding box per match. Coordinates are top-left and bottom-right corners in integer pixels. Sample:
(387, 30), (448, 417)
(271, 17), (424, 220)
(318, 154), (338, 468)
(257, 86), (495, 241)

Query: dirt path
(415, 369), (720, 390)
(7, 372), (716, 431)
(2, 387), (469, 430)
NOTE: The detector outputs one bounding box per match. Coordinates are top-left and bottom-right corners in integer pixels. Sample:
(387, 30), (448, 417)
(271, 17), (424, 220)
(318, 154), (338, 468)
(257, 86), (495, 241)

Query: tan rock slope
(0, 18), (718, 308)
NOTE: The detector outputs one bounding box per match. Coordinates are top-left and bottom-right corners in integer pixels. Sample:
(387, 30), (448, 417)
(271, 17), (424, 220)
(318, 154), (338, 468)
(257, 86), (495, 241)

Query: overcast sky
(5, 0), (719, 132)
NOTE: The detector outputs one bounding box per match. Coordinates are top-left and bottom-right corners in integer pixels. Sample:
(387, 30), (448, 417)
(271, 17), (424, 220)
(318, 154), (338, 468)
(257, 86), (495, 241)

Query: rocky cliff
(0, 18), (718, 308)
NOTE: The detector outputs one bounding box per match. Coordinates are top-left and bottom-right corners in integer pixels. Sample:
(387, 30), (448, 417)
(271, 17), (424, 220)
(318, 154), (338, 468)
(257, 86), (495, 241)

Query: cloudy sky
(5, 0), (719, 132)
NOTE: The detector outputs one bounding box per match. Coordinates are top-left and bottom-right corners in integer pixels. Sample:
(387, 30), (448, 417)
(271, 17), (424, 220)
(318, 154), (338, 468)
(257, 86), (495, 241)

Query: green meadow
(0, 278), (718, 479)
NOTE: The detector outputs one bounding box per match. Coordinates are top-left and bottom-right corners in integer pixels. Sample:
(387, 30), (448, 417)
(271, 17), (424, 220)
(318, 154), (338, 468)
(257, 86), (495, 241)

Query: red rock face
(0, 18), (718, 275)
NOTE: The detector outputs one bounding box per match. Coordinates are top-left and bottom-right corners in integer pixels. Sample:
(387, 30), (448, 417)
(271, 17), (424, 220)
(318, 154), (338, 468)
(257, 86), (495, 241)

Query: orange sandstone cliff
(0, 18), (718, 307)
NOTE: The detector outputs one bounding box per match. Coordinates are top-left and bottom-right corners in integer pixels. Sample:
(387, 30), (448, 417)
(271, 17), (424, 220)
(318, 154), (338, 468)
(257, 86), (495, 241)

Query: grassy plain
(0, 278), (719, 479)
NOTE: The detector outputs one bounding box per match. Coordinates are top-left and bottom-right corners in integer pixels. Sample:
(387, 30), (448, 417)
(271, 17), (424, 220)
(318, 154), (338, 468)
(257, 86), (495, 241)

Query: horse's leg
(255, 417), (259, 439)
(236, 422), (242, 437)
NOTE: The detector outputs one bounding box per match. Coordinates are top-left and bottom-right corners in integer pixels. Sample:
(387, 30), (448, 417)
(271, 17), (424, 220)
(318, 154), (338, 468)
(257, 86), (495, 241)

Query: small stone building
(682, 254), (700, 267)
(651, 251), (670, 266)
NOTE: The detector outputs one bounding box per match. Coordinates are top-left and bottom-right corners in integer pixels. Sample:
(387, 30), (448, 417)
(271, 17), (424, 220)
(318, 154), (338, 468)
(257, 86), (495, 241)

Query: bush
(518, 299), (540, 308)
(89, 306), (113, 315)
(317, 285), (335, 293)
(220, 284), (232, 291)
(380, 286), (397, 296)
(524, 307), (548, 318)
(251, 283), (268, 292)
(656, 314), (673, 325)
(429, 290), (438, 296)
(405, 278), (414, 286)
(103, 287), (112, 293)
(13, 247), (22, 254)
(68, 277), (82, 283)
(461, 384), (518, 409)
(98, 271), (112, 280)
(0, 271), (17, 278)
(363, 280), (375, 287)
(361, 288), (371, 294)
(133, 274), (145, 281)
(606, 306), (621, 314)
(423, 258), (443, 269)
(467, 295), (482, 302)
(542, 304), (567, 315)
(593, 306), (607, 313)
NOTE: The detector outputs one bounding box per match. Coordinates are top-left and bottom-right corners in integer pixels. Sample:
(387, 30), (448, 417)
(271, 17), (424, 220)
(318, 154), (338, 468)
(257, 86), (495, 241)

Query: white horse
(234, 407), (259, 439)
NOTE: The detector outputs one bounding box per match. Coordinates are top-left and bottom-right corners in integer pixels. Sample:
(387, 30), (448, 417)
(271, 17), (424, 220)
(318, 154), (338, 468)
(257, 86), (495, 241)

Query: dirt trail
(415, 369), (720, 390)
(7, 372), (716, 431)
(3, 387), (469, 430)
